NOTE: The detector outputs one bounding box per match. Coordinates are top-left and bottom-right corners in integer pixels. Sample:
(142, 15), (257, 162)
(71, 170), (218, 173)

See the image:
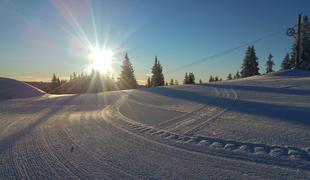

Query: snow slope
(0, 70), (309, 179)
(0, 77), (45, 101)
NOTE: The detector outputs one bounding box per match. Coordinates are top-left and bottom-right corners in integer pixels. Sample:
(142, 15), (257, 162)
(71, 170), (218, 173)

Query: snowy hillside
(0, 70), (310, 179)
(0, 77), (45, 101)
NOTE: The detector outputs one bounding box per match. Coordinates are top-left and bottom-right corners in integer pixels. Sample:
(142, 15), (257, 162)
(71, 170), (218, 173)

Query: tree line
(49, 54), (167, 93)
(46, 33), (309, 94)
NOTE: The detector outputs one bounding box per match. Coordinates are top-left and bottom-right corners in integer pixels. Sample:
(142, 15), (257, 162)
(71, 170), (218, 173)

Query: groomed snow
(0, 70), (309, 179)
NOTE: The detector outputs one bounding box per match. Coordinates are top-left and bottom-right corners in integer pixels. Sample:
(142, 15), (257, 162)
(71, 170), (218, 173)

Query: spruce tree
(241, 46), (260, 77)
(281, 53), (291, 70)
(214, 76), (219, 82)
(251, 46), (260, 75)
(51, 73), (57, 90)
(56, 77), (61, 87)
(265, 54), (275, 73)
(188, 72), (195, 84)
(235, 71), (240, 79)
(209, 75), (214, 82)
(119, 53), (138, 89)
(300, 36), (310, 70)
(88, 70), (103, 92)
(146, 77), (151, 87)
(227, 73), (232, 80)
(151, 56), (165, 86)
(169, 79), (174, 85)
(199, 79), (202, 84)
(183, 72), (189, 84)
(289, 44), (296, 68)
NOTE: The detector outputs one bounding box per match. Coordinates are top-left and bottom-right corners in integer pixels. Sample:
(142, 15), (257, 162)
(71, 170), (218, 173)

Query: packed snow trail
(0, 70), (310, 179)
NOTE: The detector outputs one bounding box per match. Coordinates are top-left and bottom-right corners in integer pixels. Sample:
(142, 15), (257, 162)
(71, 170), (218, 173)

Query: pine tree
(209, 75), (214, 82)
(251, 46), (260, 75)
(169, 79), (174, 85)
(289, 44), (296, 68)
(146, 77), (151, 87)
(241, 46), (260, 77)
(281, 53), (291, 70)
(151, 56), (165, 86)
(183, 72), (189, 84)
(188, 72), (195, 84)
(119, 53), (138, 89)
(235, 71), (240, 79)
(300, 35), (310, 70)
(51, 73), (57, 90)
(214, 76), (219, 82)
(56, 77), (61, 87)
(165, 82), (168, 86)
(265, 53), (275, 73)
(199, 79), (202, 84)
(227, 73), (232, 80)
(88, 70), (103, 92)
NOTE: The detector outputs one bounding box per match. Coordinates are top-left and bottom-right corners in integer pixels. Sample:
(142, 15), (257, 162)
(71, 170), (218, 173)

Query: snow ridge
(128, 123), (310, 171)
(0, 77), (45, 101)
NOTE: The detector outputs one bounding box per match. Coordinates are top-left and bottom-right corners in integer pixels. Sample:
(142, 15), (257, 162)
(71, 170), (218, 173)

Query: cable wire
(165, 28), (287, 75)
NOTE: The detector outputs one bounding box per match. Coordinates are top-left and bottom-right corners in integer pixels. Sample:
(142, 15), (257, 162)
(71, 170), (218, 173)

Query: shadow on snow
(139, 85), (310, 126)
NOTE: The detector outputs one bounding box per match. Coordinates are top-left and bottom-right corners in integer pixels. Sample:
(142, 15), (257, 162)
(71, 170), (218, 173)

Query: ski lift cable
(165, 28), (288, 75)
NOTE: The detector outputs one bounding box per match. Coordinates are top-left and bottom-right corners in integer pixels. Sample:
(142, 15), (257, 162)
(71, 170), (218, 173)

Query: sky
(0, 0), (310, 84)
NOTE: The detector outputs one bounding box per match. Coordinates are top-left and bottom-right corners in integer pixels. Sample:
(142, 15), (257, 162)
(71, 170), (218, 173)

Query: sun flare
(88, 47), (114, 73)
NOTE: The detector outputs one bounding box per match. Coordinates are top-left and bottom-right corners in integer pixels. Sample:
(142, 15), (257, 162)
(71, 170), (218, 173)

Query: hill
(0, 77), (45, 101)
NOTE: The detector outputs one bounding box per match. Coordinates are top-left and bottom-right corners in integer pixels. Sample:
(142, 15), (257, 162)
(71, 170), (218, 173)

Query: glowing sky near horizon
(0, 0), (309, 84)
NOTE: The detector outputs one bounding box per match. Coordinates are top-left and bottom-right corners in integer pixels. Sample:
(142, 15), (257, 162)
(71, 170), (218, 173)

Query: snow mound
(0, 77), (45, 101)
(267, 69), (310, 77)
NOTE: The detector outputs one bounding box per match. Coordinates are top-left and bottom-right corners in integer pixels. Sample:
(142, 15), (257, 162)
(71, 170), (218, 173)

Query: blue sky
(0, 0), (309, 84)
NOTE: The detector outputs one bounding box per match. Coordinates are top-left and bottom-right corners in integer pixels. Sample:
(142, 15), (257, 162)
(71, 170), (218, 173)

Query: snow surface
(0, 70), (310, 179)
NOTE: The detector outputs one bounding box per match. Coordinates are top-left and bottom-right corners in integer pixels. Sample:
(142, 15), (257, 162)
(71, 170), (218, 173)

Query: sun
(88, 47), (114, 73)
